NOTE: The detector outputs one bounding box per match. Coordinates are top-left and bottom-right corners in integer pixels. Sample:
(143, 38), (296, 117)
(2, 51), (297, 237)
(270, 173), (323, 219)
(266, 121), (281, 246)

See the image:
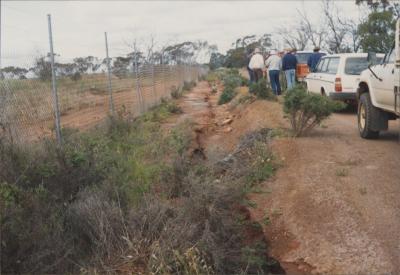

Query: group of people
(246, 47), (323, 96)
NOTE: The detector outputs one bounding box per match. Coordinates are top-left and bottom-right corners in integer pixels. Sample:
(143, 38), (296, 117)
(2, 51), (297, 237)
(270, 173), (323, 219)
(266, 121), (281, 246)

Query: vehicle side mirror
(367, 52), (377, 66)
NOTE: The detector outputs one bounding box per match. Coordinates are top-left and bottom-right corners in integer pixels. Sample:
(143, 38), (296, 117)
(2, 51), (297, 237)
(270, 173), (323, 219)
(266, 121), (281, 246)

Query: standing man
(246, 48), (255, 83)
(307, 46), (323, 72)
(282, 48), (298, 90)
(265, 50), (282, 95)
(249, 48), (264, 82)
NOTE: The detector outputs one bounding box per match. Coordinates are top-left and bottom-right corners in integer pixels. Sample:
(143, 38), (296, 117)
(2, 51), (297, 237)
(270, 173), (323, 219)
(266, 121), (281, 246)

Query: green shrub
(283, 85), (346, 137)
(217, 69), (246, 104)
(249, 79), (274, 100)
(222, 74), (242, 90)
(218, 87), (237, 105)
(240, 76), (249, 86)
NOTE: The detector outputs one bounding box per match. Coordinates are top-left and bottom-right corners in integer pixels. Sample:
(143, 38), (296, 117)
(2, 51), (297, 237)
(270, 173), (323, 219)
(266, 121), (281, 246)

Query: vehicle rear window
(315, 58), (326, 72)
(327, 57), (340, 74)
(295, 53), (312, 64)
(345, 57), (382, 75)
(321, 58), (329, 72)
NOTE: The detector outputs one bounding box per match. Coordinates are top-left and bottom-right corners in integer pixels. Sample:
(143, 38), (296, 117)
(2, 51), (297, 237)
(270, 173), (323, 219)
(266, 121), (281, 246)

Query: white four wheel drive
(305, 53), (384, 104)
(356, 20), (400, 139)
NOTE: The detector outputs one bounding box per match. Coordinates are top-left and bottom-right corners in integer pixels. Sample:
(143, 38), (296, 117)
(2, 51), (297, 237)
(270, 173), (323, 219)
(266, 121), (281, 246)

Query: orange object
(296, 63), (310, 80)
(294, 51), (326, 82)
(335, 77), (342, 92)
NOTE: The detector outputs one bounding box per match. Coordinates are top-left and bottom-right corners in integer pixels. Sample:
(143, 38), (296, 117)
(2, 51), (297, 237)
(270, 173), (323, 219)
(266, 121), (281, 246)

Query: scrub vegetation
(0, 93), (279, 274)
(283, 85), (346, 137)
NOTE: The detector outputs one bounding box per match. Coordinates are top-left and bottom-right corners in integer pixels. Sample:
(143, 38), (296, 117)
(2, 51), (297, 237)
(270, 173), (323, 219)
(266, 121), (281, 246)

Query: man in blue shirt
(282, 48), (298, 90)
(307, 47), (323, 72)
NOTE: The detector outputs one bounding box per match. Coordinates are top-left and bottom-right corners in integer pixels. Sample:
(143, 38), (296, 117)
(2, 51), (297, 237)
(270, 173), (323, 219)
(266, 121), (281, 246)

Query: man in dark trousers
(249, 48), (264, 82)
(246, 49), (255, 83)
(307, 46), (323, 72)
(282, 48), (298, 90)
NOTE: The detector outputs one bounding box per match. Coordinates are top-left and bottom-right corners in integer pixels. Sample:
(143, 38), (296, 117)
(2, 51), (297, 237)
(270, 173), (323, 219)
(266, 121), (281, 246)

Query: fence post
(134, 52), (144, 114)
(151, 53), (157, 106)
(0, 1), (8, 136)
(180, 54), (184, 87)
(162, 51), (166, 98)
(104, 32), (115, 116)
(47, 14), (62, 145)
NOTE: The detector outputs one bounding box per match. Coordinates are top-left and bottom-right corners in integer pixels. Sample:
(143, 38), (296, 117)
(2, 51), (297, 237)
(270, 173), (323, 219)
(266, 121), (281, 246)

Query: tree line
(209, 0), (399, 70)
(1, 40), (215, 81)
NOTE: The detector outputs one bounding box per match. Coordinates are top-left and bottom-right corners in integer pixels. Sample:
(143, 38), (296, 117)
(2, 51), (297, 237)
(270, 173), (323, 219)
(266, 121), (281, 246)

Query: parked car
(305, 53), (384, 103)
(355, 20), (400, 139)
(295, 51), (326, 82)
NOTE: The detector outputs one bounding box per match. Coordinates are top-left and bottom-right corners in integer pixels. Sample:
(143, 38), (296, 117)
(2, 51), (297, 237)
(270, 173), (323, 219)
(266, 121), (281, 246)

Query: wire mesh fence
(0, 14), (208, 146)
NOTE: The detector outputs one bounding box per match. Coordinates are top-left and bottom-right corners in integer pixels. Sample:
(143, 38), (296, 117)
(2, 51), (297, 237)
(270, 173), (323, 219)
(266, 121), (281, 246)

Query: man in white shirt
(265, 50), (282, 95)
(248, 48), (264, 82)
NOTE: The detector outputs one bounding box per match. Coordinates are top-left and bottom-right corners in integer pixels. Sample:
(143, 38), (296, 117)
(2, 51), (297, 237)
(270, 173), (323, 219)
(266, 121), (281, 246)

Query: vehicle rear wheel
(358, 93), (379, 139)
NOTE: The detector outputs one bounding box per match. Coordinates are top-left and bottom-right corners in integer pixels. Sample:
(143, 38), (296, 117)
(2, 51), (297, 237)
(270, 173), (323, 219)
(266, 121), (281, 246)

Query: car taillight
(335, 77), (342, 92)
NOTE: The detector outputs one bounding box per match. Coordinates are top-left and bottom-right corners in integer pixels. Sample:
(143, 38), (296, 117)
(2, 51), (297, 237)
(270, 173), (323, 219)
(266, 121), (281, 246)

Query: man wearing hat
(308, 46), (323, 72)
(249, 48), (265, 83)
(282, 48), (298, 90)
(265, 50), (282, 95)
(246, 48), (255, 83)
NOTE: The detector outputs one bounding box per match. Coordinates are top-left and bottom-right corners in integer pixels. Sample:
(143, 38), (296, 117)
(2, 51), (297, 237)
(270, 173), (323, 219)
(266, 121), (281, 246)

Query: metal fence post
(104, 32), (115, 116)
(151, 55), (157, 106)
(180, 54), (184, 87)
(47, 14), (62, 145)
(0, 1), (8, 135)
(162, 51), (166, 98)
(134, 52), (144, 114)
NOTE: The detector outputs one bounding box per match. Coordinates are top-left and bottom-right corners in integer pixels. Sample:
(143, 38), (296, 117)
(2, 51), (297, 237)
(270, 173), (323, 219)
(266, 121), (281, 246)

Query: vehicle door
(370, 49), (395, 110)
(315, 58), (330, 94)
(307, 58), (326, 94)
(322, 57), (340, 94)
(342, 57), (370, 93)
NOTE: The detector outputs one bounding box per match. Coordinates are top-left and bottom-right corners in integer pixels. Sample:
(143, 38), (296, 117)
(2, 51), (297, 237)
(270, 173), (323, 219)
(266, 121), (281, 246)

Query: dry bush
(170, 85), (183, 99)
(66, 188), (126, 267)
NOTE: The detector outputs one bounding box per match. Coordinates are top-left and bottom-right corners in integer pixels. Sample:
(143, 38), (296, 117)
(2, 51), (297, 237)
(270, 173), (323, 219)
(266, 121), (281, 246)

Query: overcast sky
(2, 0), (363, 67)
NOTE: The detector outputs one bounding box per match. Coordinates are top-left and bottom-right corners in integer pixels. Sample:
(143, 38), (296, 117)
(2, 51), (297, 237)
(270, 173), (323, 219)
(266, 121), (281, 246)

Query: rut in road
(169, 80), (400, 274)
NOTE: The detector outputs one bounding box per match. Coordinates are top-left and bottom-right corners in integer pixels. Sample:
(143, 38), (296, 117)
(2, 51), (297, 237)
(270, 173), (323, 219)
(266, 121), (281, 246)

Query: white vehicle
(305, 53), (383, 104)
(356, 20), (400, 139)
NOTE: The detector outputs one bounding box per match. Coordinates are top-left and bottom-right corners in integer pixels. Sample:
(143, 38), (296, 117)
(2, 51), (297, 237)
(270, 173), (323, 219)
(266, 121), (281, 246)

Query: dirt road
(163, 80), (400, 274)
(249, 110), (400, 274)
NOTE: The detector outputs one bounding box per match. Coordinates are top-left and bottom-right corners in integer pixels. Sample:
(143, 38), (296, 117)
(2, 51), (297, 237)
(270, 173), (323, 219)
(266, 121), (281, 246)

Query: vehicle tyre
(358, 93), (379, 139)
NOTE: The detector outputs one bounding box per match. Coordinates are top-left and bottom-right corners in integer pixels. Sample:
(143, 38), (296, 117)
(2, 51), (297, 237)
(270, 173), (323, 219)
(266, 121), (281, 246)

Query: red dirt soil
(178, 81), (400, 274)
(247, 113), (400, 274)
(19, 80), (179, 142)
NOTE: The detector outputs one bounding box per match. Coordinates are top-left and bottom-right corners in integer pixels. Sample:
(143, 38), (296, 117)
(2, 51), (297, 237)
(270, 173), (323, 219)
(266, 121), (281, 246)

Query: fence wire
(0, 16), (207, 145)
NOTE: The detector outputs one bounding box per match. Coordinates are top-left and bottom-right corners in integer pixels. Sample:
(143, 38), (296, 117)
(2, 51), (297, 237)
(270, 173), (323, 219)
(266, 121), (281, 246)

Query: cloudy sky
(2, 0), (363, 67)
